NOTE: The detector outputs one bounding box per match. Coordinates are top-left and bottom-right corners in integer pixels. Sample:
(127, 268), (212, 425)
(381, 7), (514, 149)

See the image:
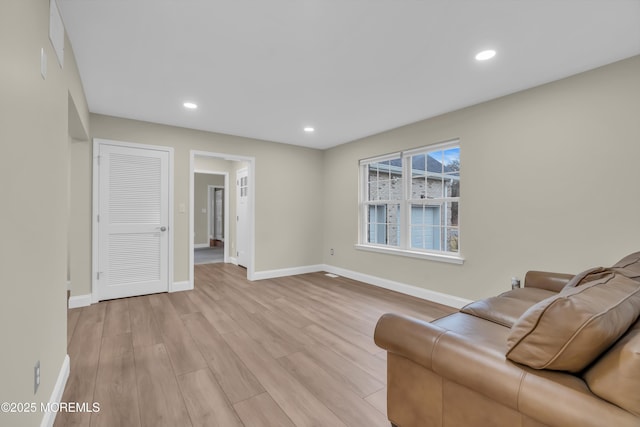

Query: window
(358, 140), (461, 262)
(239, 175), (248, 197)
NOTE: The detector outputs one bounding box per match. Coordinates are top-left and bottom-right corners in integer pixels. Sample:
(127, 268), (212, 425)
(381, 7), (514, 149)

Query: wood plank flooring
(55, 264), (456, 427)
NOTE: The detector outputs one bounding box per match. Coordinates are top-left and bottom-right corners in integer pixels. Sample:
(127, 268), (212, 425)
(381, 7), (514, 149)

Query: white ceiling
(58, 0), (640, 150)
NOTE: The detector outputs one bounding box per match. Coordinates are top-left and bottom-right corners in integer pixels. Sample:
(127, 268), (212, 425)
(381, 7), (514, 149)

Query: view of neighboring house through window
(360, 140), (460, 257)
(365, 156), (402, 246)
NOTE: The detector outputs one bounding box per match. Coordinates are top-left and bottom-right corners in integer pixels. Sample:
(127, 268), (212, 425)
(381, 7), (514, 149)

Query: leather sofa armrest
(374, 313), (446, 370)
(524, 270), (574, 293)
(376, 313), (526, 409)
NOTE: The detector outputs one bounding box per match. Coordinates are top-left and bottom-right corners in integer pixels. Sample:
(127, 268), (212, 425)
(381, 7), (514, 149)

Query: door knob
(158, 226), (167, 232)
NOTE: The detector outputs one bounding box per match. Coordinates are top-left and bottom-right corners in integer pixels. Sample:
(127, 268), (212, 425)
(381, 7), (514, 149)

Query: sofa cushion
(461, 288), (556, 327)
(583, 318), (640, 416)
(505, 272), (640, 372)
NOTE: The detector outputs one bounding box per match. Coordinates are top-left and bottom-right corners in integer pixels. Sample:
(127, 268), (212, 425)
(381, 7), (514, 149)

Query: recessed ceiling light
(183, 102), (198, 109)
(304, 127), (315, 133)
(475, 49), (496, 61)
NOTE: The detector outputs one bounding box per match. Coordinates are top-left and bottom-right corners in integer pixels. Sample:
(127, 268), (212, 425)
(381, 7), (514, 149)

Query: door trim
(92, 138), (175, 304)
(189, 150), (256, 288)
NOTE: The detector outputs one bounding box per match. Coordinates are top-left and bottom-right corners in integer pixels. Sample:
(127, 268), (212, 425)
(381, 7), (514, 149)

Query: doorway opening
(189, 150), (255, 288)
(194, 172), (225, 265)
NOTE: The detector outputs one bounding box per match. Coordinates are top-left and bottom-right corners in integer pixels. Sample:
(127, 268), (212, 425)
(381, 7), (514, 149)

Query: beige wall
(64, 34), (90, 139)
(69, 139), (92, 296)
(90, 114), (325, 282)
(0, 1), (89, 425)
(323, 55), (640, 301)
(194, 173), (224, 245)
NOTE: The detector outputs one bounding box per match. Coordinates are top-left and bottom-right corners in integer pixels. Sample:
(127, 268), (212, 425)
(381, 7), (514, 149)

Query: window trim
(358, 139), (464, 264)
(354, 243), (464, 264)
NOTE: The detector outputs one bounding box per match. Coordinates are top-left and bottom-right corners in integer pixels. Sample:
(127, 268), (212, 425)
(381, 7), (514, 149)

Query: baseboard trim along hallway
(40, 354), (70, 427)
(68, 295), (91, 309)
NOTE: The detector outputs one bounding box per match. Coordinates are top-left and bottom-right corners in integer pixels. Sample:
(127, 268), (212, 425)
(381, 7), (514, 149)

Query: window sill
(354, 244), (465, 265)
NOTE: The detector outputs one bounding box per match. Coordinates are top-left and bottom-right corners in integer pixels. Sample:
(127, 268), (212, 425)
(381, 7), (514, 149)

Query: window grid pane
(367, 159), (402, 203)
(366, 203), (400, 246)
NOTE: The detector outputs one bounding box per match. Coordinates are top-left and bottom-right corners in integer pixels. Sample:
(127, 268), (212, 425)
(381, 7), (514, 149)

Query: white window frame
(356, 139), (464, 265)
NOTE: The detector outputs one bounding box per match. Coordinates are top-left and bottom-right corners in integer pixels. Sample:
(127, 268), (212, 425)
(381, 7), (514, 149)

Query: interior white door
(96, 142), (170, 300)
(236, 168), (249, 267)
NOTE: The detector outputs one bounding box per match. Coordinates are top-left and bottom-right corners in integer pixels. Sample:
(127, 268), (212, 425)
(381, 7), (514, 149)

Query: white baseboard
(252, 264), (325, 280)
(194, 243), (210, 249)
(322, 264), (472, 309)
(69, 282), (193, 304)
(249, 262), (469, 308)
(70, 265), (468, 309)
(170, 280), (192, 292)
(68, 294), (91, 309)
(40, 354), (70, 427)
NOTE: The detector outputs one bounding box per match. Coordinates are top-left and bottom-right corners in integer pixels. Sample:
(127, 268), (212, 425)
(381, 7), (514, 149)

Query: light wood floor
(56, 264), (456, 427)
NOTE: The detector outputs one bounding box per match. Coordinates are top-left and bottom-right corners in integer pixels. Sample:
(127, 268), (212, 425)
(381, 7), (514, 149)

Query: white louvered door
(96, 142), (170, 301)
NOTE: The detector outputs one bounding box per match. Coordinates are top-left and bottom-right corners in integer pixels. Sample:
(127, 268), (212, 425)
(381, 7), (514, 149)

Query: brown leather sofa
(374, 253), (640, 427)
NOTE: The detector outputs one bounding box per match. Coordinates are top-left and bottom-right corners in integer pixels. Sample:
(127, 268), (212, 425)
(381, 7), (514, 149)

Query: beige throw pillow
(505, 272), (640, 372)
